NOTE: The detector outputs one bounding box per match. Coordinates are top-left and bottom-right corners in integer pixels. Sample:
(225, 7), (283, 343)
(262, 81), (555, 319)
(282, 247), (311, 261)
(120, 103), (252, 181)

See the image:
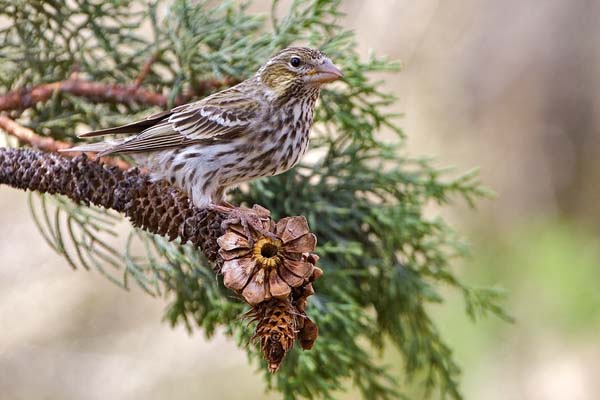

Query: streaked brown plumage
(65, 47), (342, 208)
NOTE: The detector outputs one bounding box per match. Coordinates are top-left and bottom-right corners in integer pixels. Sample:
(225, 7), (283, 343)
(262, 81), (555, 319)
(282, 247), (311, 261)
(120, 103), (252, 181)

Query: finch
(66, 47), (342, 209)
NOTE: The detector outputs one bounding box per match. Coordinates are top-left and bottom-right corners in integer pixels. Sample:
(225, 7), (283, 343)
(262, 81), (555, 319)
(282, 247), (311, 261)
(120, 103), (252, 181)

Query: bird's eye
(290, 56), (301, 68)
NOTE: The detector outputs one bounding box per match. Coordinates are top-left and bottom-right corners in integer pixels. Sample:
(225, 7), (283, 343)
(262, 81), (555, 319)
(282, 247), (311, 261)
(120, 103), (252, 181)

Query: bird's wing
(78, 110), (173, 137)
(94, 85), (261, 155)
(169, 86), (260, 141)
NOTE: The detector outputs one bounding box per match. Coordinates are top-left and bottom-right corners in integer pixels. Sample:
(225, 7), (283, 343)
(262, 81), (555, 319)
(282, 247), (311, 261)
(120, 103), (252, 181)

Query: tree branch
(0, 115), (130, 170)
(0, 147), (320, 370)
(0, 115), (70, 151)
(0, 77), (238, 111)
(0, 79), (167, 109)
(133, 54), (158, 89)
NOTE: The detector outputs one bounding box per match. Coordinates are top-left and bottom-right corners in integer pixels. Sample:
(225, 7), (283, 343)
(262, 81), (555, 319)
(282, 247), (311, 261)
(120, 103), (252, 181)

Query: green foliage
(0, 0), (507, 398)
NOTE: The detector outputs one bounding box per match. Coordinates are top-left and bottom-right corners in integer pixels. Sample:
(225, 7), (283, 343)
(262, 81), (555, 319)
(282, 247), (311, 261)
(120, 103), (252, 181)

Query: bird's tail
(59, 140), (120, 157)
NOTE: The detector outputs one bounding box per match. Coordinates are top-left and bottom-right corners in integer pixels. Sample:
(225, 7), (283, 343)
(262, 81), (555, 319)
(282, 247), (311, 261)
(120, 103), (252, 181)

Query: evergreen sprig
(0, 0), (507, 398)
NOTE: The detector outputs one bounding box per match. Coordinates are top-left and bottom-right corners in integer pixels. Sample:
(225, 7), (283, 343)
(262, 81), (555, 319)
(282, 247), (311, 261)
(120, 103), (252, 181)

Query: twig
(193, 77), (239, 96)
(133, 54), (158, 89)
(0, 115), (70, 151)
(0, 115), (129, 170)
(0, 77), (237, 112)
(0, 80), (168, 110)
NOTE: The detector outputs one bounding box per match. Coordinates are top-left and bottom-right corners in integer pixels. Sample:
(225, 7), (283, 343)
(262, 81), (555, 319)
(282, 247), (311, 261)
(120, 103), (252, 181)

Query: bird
(65, 47), (342, 213)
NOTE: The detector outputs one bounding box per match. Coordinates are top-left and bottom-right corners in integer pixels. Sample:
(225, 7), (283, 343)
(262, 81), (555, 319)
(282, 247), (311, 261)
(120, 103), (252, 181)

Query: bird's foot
(209, 203), (272, 246)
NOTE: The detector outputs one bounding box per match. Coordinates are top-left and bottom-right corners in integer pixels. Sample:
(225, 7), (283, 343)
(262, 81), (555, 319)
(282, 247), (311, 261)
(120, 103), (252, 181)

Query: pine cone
(217, 214), (318, 305)
(217, 209), (324, 366)
(250, 299), (298, 372)
(292, 254), (323, 313)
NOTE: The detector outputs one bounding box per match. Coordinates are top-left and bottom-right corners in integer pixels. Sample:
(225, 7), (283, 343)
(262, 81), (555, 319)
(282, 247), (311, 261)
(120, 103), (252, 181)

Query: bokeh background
(1, 1), (599, 398)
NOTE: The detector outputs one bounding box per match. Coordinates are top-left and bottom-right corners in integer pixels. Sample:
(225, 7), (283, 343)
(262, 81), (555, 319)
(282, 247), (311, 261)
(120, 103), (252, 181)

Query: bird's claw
(210, 204), (271, 247)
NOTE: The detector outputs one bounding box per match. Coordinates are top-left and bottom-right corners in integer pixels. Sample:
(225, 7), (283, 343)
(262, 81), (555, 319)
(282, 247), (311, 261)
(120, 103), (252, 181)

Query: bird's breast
(208, 95), (317, 187)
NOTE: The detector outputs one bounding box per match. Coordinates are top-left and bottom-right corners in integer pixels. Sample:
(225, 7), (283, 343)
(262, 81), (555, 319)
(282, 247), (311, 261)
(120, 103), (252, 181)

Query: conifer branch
(0, 115), (70, 151)
(0, 0), (506, 397)
(0, 77), (238, 111)
(0, 115), (130, 170)
(0, 147), (320, 370)
(133, 54), (158, 89)
(0, 79), (168, 109)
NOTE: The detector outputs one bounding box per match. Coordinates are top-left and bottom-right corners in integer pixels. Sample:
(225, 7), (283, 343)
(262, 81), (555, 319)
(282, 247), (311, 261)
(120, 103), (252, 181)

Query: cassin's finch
(67, 47), (342, 209)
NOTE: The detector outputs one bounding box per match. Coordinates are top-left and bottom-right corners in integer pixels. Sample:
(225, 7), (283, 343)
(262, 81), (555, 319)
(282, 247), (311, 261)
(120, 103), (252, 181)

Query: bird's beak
(307, 59), (343, 84)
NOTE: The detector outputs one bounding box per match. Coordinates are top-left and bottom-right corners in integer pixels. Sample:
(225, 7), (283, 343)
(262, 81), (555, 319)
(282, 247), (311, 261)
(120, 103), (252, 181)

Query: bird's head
(258, 47), (343, 98)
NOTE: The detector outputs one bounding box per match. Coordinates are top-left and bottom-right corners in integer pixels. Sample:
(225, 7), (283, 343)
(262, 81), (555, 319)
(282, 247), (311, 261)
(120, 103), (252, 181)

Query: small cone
(250, 299), (298, 372)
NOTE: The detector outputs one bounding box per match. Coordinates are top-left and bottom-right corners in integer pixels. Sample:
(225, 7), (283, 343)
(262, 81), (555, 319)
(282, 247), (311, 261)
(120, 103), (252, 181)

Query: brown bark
(0, 115), (129, 170)
(0, 77), (237, 111)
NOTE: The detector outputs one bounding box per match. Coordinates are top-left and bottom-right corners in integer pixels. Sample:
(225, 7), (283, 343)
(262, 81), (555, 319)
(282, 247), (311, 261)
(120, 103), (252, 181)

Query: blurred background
(1, 0), (599, 398)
